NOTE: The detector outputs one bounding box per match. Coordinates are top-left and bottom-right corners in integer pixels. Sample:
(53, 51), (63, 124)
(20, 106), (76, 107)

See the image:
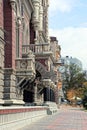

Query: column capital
(10, 0), (16, 11)
(32, 0), (40, 4)
(16, 16), (22, 26)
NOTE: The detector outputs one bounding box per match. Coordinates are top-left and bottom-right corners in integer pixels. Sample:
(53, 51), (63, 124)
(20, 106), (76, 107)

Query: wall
(0, 106), (47, 130)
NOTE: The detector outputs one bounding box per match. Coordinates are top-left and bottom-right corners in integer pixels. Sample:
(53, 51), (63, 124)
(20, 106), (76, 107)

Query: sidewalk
(19, 106), (87, 130)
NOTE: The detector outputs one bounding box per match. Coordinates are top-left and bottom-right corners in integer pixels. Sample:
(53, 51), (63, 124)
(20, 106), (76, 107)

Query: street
(19, 106), (87, 130)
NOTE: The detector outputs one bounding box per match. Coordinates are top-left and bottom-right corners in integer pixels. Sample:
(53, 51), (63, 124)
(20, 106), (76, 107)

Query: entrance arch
(23, 62), (47, 104)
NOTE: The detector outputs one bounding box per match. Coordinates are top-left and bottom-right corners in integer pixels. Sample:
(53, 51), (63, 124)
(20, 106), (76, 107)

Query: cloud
(49, 0), (76, 13)
(49, 27), (87, 69)
(80, 22), (87, 27)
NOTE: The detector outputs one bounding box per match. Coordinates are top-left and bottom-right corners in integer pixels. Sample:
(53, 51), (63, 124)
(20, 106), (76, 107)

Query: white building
(62, 56), (82, 69)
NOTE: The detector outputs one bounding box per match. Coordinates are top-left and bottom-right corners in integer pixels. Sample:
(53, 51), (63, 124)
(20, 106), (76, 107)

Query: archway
(23, 79), (35, 103)
(23, 90), (34, 103)
(23, 61), (47, 104)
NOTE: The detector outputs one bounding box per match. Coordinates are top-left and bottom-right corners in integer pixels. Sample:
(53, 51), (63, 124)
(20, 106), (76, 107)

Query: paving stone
(19, 107), (87, 130)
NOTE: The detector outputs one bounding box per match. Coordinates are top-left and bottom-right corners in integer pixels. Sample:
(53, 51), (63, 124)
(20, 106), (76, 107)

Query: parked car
(76, 100), (82, 105)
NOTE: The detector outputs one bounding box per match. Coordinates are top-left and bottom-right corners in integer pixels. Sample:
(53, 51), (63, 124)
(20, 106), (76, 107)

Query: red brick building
(0, 0), (61, 107)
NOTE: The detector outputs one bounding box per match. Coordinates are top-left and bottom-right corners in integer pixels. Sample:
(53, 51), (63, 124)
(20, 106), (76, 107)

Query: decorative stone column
(50, 89), (52, 102)
(32, 0), (40, 43)
(45, 8), (49, 42)
(4, 69), (24, 105)
(32, 0), (40, 24)
(10, 0), (17, 15)
(0, 28), (4, 105)
(42, 79), (51, 102)
(43, 0), (49, 43)
(47, 87), (51, 101)
(34, 84), (38, 104)
(39, 3), (43, 31)
(3, 0), (24, 106)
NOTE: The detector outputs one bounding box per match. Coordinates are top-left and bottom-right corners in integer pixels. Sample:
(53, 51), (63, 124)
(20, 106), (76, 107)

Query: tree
(82, 82), (87, 109)
(67, 89), (76, 100)
(75, 82), (87, 98)
(63, 63), (86, 100)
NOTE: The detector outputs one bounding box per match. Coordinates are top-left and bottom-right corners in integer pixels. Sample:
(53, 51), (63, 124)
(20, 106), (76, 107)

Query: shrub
(82, 96), (87, 109)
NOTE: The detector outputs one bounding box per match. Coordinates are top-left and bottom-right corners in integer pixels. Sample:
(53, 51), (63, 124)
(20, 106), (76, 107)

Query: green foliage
(63, 63), (86, 92)
(81, 84), (87, 109)
(82, 95), (87, 109)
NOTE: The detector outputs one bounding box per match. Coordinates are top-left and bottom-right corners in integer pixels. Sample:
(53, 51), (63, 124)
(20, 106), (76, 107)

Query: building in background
(70, 57), (82, 69)
(62, 56), (82, 69)
(0, 0), (61, 107)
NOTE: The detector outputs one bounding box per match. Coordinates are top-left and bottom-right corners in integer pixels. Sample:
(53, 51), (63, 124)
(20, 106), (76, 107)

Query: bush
(82, 96), (87, 109)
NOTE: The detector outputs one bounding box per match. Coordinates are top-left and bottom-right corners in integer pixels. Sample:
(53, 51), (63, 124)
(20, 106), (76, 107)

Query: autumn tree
(63, 63), (86, 100)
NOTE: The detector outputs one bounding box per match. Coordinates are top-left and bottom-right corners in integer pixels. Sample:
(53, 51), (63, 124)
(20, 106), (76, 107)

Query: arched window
(22, 23), (25, 45)
(15, 0), (21, 58)
(16, 23), (20, 57)
(21, 3), (24, 16)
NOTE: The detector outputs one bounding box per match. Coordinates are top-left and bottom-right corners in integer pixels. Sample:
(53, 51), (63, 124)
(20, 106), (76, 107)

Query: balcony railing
(22, 43), (50, 55)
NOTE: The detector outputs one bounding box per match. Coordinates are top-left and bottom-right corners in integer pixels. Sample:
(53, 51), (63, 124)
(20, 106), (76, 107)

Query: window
(16, 24), (20, 57)
(21, 3), (24, 16)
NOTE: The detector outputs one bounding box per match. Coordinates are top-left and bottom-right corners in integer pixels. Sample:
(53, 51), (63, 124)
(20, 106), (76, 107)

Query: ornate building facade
(0, 0), (61, 106)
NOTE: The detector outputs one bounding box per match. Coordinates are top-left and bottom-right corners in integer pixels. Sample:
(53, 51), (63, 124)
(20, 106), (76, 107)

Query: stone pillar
(32, 0), (40, 43)
(39, 3), (43, 31)
(45, 87), (51, 101)
(0, 29), (4, 104)
(45, 7), (49, 42)
(34, 84), (38, 104)
(0, 0), (5, 104)
(43, 1), (49, 42)
(54, 87), (58, 104)
(52, 89), (55, 102)
(3, 0), (24, 105)
(50, 88), (55, 102)
(45, 88), (48, 101)
(4, 69), (24, 105)
(41, 93), (44, 103)
(50, 89), (52, 102)
(32, 0), (40, 23)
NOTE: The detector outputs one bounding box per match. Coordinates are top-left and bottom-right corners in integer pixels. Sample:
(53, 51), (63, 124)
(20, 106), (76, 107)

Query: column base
(0, 99), (4, 105)
(45, 101), (58, 115)
(3, 99), (25, 106)
(34, 101), (41, 106)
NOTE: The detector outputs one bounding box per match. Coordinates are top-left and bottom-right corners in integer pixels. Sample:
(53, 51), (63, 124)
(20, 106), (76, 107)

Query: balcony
(22, 43), (52, 57)
(15, 51), (35, 80)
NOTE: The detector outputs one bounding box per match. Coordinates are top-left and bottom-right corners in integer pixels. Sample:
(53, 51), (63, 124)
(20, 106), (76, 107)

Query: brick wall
(4, 0), (16, 69)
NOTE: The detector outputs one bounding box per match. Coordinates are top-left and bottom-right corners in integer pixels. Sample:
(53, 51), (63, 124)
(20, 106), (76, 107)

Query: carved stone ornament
(10, 0), (16, 10)
(0, 49), (2, 68)
(17, 16), (22, 26)
(20, 61), (27, 68)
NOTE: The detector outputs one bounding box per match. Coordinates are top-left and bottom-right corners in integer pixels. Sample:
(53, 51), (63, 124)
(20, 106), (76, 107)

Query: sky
(49, 0), (87, 70)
